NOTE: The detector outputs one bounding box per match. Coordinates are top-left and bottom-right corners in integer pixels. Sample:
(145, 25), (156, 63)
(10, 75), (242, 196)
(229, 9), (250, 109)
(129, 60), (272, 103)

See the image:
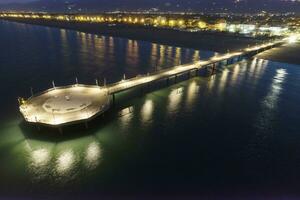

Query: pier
(19, 39), (285, 128)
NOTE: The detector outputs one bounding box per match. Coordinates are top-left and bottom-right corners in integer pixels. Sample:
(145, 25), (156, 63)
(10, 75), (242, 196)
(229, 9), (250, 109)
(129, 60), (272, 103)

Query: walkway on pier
(107, 40), (283, 95)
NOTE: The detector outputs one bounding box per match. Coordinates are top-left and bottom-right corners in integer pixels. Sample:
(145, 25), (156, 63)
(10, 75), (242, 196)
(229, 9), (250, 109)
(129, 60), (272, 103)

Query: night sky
(0, 0), (34, 3)
(0, 0), (299, 12)
(0, 0), (292, 4)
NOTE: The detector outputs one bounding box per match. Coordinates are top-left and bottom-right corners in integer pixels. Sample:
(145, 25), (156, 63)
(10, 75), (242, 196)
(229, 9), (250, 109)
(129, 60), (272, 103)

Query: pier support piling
(30, 87), (34, 97)
(147, 82), (151, 91)
(112, 93), (116, 106)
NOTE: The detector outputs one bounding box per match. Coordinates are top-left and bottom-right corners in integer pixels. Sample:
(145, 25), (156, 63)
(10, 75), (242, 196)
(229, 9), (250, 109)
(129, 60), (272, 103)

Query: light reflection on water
(141, 99), (154, 123)
(56, 149), (76, 175)
(259, 68), (287, 119)
(31, 148), (51, 167)
(217, 68), (230, 94)
(23, 137), (103, 183)
(230, 63), (241, 85)
(1, 52), (295, 189)
(168, 87), (184, 113)
(119, 106), (134, 129)
(1, 21), (300, 195)
(256, 68), (288, 125)
(85, 142), (102, 170)
(0, 20), (215, 124)
(186, 81), (200, 109)
(244, 67), (288, 167)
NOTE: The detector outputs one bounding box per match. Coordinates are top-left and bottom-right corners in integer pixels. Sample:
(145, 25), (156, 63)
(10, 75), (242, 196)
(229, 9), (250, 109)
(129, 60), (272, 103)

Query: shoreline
(2, 18), (299, 65)
(1, 18), (264, 53)
(257, 42), (300, 66)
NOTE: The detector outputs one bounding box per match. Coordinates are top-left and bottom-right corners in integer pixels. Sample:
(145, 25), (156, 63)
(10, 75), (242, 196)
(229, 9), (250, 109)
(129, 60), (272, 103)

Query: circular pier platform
(19, 85), (110, 127)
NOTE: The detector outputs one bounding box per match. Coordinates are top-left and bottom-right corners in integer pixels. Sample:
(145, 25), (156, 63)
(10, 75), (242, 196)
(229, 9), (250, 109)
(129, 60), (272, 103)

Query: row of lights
(0, 13), (231, 31)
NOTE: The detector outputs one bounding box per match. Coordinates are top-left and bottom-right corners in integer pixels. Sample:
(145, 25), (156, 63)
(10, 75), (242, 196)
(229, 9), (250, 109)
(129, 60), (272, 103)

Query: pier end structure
(19, 84), (111, 128)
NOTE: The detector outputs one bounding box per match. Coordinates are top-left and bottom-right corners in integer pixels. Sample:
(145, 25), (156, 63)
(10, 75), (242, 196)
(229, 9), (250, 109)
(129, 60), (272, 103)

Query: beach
(257, 42), (300, 65)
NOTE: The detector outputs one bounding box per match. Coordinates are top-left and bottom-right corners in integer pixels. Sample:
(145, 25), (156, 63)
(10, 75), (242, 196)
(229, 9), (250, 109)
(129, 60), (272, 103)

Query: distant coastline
(3, 18), (299, 66)
(257, 42), (300, 66)
(0, 18), (265, 53)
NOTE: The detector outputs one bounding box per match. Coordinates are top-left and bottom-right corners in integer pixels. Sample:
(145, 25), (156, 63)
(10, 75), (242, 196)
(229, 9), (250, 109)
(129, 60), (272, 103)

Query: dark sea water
(0, 20), (300, 199)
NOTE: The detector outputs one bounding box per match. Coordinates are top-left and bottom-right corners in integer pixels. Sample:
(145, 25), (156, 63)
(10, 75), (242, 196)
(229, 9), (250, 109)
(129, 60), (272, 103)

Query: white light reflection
(85, 142), (102, 169)
(56, 150), (76, 174)
(249, 68), (288, 160)
(168, 87), (184, 112)
(263, 68), (287, 110)
(31, 148), (50, 167)
(141, 99), (154, 123)
(254, 68), (288, 134)
(24, 140), (54, 181)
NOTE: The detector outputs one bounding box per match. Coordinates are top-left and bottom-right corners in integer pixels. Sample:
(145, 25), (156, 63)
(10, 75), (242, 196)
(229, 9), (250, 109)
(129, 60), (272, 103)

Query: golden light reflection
(217, 68), (230, 94)
(126, 40), (139, 67)
(207, 74), (217, 91)
(158, 45), (166, 67)
(168, 87), (184, 112)
(230, 64), (241, 85)
(249, 57), (258, 74)
(119, 106), (134, 127)
(174, 47), (181, 66)
(252, 59), (268, 85)
(106, 36), (114, 56)
(60, 29), (70, 66)
(186, 81), (199, 107)
(166, 46), (173, 64)
(94, 35), (105, 66)
(193, 50), (200, 62)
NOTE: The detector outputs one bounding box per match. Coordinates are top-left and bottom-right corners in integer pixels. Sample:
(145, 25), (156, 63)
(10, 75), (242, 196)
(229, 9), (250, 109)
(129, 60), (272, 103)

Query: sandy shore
(257, 42), (300, 65)
(2, 18), (266, 53)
